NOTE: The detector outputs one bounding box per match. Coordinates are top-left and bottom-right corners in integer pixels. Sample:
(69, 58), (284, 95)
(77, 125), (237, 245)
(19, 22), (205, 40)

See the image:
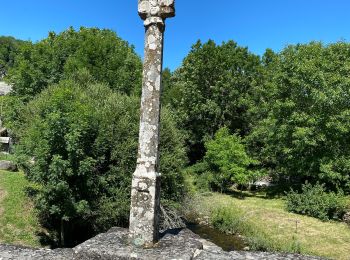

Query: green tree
(172, 40), (263, 162)
(7, 27), (142, 99)
(16, 81), (186, 246)
(203, 127), (258, 192)
(248, 42), (350, 191)
(0, 36), (26, 78)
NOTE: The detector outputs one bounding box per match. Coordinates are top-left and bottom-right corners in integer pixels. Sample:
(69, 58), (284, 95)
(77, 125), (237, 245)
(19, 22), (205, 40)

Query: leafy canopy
(7, 27), (142, 99)
(248, 42), (350, 191)
(172, 40), (263, 162)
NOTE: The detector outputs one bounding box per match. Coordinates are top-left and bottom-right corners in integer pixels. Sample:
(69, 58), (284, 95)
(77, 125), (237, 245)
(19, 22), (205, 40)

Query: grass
(0, 170), (42, 247)
(0, 153), (15, 161)
(187, 191), (350, 260)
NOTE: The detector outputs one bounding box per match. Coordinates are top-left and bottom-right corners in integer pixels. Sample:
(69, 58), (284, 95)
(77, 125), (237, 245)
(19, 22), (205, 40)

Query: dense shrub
(286, 183), (346, 221)
(15, 81), (186, 246)
(0, 95), (25, 135)
(188, 127), (260, 192)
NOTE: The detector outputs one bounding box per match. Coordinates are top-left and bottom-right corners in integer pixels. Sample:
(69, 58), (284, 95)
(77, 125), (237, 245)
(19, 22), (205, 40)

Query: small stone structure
(0, 228), (324, 259)
(129, 0), (175, 246)
(0, 136), (11, 153)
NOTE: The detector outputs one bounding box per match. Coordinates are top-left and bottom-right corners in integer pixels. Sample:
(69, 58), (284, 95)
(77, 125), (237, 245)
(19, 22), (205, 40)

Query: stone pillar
(129, 0), (175, 246)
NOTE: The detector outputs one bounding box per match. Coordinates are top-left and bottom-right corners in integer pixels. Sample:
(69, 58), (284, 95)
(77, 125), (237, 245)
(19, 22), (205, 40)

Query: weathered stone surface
(74, 228), (202, 260)
(343, 211), (350, 225)
(129, 0), (176, 246)
(0, 244), (73, 260)
(194, 250), (323, 260)
(0, 228), (326, 259)
(0, 160), (17, 172)
(138, 0), (175, 20)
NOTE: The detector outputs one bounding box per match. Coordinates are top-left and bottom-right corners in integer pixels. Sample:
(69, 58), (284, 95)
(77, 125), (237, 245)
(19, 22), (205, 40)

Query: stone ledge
(0, 228), (325, 259)
(0, 244), (73, 260)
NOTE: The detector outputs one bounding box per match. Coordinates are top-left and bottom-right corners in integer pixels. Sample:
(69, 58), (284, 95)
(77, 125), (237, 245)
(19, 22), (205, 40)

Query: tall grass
(0, 170), (41, 247)
(185, 192), (350, 260)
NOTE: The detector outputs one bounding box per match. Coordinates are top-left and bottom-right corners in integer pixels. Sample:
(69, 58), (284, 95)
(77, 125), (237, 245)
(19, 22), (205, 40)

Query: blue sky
(0, 0), (349, 70)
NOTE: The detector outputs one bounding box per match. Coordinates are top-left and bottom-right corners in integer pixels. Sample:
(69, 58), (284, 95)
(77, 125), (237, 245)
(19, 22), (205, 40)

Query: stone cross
(129, 0), (175, 246)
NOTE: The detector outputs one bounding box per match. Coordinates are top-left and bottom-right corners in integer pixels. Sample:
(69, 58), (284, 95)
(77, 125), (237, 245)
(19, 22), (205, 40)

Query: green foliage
(184, 161), (214, 192)
(189, 127), (259, 192)
(205, 128), (258, 191)
(211, 206), (296, 252)
(248, 42), (350, 191)
(172, 40), (263, 162)
(0, 171), (42, 247)
(286, 183), (346, 221)
(7, 27), (142, 100)
(15, 81), (186, 245)
(0, 95), (25, 133)
(0, 36), (26, 78)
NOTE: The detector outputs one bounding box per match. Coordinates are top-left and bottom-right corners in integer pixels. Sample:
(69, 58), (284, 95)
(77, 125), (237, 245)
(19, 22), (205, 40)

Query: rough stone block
(0, 160), (18, 172)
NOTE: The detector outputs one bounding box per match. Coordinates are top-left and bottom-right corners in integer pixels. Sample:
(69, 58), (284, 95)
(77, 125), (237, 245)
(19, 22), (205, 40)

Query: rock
(0, 228), (326, 259)
(0, 160), (18, 172)
(342, 212), (350, 225)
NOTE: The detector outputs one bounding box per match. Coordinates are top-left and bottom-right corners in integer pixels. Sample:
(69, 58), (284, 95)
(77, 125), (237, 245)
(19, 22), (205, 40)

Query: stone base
(0, 228), (325, 259)
(74, 228), (202, 260)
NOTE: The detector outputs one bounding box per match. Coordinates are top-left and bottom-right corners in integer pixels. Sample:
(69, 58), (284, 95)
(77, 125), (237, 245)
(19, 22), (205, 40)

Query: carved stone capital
(138, 0), (175, 20)
(144, 16), (164, 27)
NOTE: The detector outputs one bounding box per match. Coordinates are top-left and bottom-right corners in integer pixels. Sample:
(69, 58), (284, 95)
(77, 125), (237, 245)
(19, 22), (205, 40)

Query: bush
(286, 183), (346, 221)
(15, 81), (186, 246)
(184, 161), (214, 192)
(191, 127), (260, 193)
(0, 95), (25, 134)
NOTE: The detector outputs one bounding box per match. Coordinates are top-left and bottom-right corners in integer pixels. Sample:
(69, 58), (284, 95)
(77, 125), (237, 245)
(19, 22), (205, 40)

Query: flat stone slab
(195, 250), (323, 260)
(0, 244), (73, 260)
(73, 228), (203, 260)
(0, 228), (325, 259)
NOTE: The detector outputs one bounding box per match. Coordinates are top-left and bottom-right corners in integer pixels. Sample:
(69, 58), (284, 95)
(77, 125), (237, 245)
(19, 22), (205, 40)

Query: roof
(0, 137), (10, 144)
